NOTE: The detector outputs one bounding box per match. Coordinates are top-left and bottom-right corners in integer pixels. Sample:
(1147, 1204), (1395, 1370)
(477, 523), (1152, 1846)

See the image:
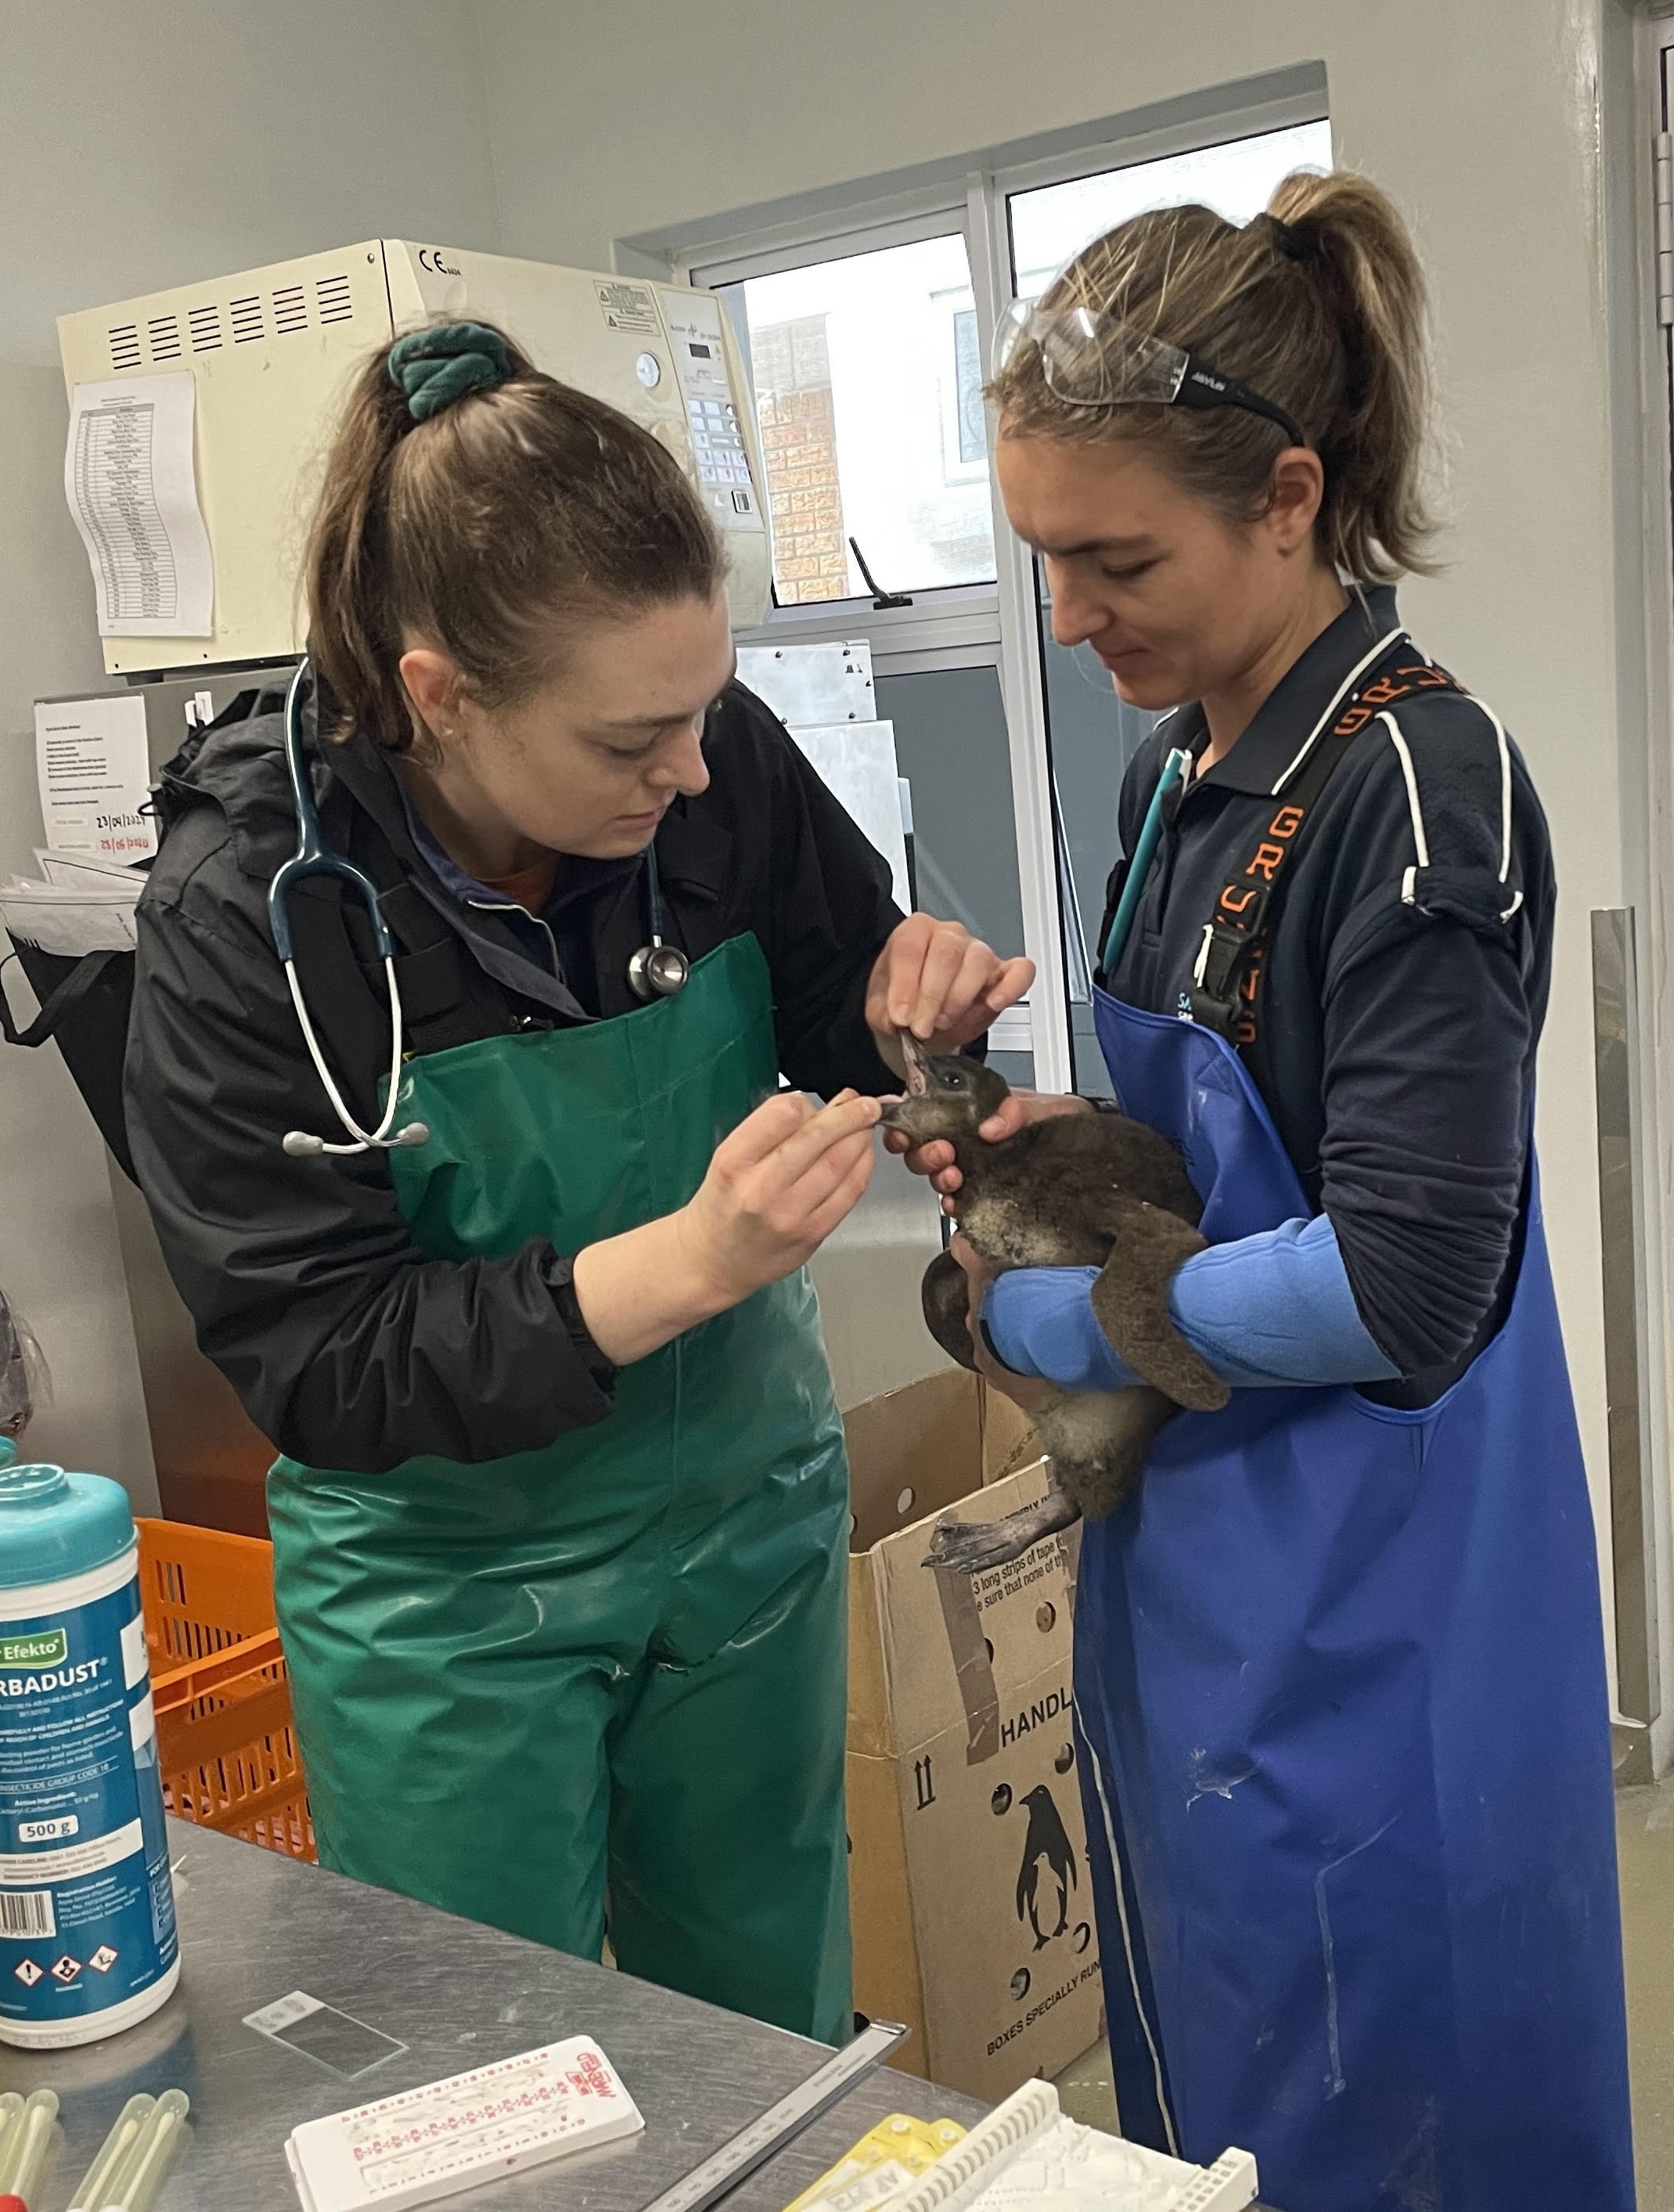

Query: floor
(1618, 1776), (1674, 2206)
(1054, 1778), (1674, 2203)
(1053, 2033), (1118, 2129)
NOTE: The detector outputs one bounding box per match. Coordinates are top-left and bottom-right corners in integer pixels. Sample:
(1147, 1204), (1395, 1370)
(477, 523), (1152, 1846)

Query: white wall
(0, 0), (503, 1500)
(474, 0), (1651, 1684)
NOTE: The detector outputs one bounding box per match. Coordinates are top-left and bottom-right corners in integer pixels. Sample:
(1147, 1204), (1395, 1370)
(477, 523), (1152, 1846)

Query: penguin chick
(880, 1039), (1228, 1572)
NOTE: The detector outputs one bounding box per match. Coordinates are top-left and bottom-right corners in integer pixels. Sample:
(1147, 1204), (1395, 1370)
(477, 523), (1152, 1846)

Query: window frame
(698, 209), (1004, 629)
(655, 79), (1330, 1094)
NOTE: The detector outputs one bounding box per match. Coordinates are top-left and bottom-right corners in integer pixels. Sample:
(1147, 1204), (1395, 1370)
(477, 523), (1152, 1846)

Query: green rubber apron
(267, 934), (852, 2043)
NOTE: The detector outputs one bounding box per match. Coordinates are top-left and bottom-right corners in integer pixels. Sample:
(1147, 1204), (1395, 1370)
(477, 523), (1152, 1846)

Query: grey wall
(0, 0), (502, 1497)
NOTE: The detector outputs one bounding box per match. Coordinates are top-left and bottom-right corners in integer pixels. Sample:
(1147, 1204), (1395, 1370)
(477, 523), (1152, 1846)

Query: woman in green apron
(123, 322), (1031, 2043)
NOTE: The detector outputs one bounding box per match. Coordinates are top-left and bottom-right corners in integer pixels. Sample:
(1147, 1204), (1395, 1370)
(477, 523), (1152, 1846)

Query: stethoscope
(272, 659), (689, 1161)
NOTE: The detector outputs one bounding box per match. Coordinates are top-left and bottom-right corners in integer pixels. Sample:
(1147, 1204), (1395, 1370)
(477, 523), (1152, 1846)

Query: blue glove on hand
(981, 1213), (1399, 1393)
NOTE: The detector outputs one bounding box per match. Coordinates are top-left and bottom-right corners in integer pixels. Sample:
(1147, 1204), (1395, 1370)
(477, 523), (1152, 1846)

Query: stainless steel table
(3, 1821), (986, 2211)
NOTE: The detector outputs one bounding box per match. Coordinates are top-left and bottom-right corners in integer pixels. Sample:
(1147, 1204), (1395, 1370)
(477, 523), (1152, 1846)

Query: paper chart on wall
(34, 694), (157, 862)
(63, 373), (214, 638)
(791, 718), (911, 913)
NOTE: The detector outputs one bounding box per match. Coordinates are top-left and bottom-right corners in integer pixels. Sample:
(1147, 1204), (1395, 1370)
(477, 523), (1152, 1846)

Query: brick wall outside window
(751, 315), (851, 604)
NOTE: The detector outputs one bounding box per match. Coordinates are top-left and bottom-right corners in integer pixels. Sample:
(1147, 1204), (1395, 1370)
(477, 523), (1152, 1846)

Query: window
(674, 89), (1330, 1093)
(1008, 119), (1334, 297)
(718, 232), (997, 607)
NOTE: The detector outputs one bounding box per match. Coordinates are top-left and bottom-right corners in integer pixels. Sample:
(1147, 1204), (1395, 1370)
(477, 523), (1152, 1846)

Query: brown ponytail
(304, 322), (725, 751)
(989, 168), (1438, 582)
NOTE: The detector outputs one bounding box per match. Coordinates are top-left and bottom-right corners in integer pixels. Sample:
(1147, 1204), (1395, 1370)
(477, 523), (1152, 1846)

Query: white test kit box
(283, 2034), (643, 2210)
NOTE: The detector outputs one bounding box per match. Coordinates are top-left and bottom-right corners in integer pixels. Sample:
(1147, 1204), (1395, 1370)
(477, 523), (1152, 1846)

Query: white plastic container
(0, 1443), (180, 2047)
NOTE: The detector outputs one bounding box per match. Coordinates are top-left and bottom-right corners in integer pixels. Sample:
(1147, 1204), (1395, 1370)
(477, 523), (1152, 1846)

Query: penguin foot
(923, 1487), (1082, 1574)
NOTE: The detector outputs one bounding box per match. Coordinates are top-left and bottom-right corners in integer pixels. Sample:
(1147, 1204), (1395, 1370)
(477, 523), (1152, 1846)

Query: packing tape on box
(930, 1562), (1002, 1763)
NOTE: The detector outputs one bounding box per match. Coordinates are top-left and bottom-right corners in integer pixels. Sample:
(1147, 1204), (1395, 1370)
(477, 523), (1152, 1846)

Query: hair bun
(388, 322), (513, 422)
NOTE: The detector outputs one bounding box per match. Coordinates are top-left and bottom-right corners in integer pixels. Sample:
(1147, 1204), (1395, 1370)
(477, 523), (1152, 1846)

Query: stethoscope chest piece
(627, 843), (689, 1001)
(628, 939), (689, 1001)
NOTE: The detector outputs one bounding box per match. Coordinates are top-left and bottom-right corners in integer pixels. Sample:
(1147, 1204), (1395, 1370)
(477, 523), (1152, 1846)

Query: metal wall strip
(1593, 906), (1660, 1727)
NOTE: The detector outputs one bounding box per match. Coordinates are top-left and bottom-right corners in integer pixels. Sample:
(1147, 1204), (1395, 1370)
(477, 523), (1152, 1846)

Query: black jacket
(124, 683), (902, 1474)
(1099, 588), (1553, 1403)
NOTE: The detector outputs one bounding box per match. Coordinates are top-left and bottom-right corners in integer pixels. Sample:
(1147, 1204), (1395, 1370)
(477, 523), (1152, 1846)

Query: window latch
(848, 536), (913, 611)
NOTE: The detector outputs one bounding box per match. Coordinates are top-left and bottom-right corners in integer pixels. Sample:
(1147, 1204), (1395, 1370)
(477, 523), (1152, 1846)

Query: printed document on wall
(63, 373), (214, 637)
(792, 719), (910, 912)
(34, 694), (157, 861)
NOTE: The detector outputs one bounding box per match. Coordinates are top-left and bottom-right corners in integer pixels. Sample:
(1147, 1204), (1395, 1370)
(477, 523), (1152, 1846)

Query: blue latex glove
(981, 1213), (1399, 1393)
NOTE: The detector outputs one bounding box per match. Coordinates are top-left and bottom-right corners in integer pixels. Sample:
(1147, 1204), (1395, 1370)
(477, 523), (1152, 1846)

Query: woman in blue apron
(896, 172), (1634, 2208)
(124, 322), (1030, 2047)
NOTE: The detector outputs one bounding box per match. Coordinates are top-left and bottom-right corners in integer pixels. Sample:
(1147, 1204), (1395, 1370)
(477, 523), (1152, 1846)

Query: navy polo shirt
(398, 788), (633, 1015)
(1097, 586), (1554, 1407)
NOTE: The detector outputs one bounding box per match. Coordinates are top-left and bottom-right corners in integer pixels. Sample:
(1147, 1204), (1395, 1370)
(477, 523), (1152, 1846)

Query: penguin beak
(900, 1031), (931, 1097)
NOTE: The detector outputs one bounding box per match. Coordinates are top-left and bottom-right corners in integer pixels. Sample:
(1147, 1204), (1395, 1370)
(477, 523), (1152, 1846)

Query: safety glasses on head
(992, 297), (1305, 449)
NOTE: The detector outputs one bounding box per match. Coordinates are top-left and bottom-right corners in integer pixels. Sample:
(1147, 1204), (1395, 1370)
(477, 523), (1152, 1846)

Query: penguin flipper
(1086, 1198), (1230, 1413)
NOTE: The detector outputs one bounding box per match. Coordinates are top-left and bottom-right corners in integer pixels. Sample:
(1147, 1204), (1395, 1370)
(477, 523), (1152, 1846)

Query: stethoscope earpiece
(282, 1120), (428, 1160)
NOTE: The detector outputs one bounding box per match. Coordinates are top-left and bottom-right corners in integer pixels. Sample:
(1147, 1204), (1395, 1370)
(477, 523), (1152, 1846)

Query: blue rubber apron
(1077, 985), (1635, 2212)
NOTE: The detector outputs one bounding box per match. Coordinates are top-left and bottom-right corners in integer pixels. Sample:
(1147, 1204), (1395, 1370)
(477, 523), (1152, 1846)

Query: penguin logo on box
(1015, 1783), (1077, 1949)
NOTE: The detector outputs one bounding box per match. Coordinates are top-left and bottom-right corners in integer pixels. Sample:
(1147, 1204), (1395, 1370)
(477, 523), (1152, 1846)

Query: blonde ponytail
(1266, 170), (1435, 579)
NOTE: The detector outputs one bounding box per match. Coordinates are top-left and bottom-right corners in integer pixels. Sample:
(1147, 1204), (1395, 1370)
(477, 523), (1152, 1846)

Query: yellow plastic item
(783, 2113), (967, 2212)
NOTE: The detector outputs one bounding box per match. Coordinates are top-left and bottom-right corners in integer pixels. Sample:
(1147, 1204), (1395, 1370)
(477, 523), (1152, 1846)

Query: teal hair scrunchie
(388, 322), (513, 423)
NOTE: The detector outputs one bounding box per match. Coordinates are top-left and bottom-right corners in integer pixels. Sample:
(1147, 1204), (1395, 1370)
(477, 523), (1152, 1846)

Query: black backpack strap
(1188, 656), (1463, 1052)
(0, 948), (127, 1050)
(2, 942), (138, 1182)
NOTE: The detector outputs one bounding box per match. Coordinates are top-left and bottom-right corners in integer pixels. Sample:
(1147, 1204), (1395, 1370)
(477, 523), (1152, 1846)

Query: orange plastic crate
(135, 1518), (316, 1863)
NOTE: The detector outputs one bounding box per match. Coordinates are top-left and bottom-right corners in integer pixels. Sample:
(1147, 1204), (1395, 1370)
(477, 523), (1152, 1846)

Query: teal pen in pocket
(1100, 746), (1190, 975)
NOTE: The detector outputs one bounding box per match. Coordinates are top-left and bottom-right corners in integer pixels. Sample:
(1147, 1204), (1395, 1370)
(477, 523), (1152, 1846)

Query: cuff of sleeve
(541, 1253), (621, 1399)
(983, 1268), (1138, 1392)
(1166, 1215), (1397, 1388)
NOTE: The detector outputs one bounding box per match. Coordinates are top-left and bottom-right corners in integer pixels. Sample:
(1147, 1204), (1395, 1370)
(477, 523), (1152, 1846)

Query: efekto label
(0, 1628), (67, 1668)
(0, 1576), (177, 2032)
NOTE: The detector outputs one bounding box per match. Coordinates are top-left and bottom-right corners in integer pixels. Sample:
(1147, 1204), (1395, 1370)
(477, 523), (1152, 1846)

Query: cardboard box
(844, 1370), (1103, 2102)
